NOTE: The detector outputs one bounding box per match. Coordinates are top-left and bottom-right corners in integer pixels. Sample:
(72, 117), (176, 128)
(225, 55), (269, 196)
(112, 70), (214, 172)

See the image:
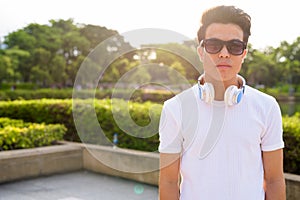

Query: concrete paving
(0, 170), (158, 200)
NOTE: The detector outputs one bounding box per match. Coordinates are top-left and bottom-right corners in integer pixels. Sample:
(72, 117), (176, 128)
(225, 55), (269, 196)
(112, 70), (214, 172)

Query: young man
(158, 5), (285, 200)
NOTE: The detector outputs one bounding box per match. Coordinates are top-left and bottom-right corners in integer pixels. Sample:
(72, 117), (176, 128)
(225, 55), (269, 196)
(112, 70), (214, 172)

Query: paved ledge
(285, 173), (300, 182)
(0, 170), (158, 200)
(0, 141), (159, 186)
(78, 142), (159, 185)
(0, 144), (83, 183)
(285, 173), (300, 199)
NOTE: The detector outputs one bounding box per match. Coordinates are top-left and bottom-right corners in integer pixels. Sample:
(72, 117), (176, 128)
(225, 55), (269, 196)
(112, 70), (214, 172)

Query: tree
(4, 48), (30, 82)
(124, 65), (151, 85)
(242, 44), (281, 87)
(4, 29), (36, 50)
(274, 37), (300, 85)
(2, 17), (298, 90)
(79, 24), (118, 50)
(30, 66), (52, 87)
(168, 61), (186, 84)
(148, 42), (201, 81)
(0, 54), (14, 83)
(24, 23), (62, 52)
(49, 55), (67, 87)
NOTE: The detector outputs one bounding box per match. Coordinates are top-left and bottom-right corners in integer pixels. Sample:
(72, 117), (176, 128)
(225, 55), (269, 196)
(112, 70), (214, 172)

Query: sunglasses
(201, 38), (247, 56)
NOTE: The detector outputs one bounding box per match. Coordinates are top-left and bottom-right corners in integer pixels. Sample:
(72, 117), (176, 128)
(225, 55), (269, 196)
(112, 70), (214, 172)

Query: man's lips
(217, 64), (231, 68)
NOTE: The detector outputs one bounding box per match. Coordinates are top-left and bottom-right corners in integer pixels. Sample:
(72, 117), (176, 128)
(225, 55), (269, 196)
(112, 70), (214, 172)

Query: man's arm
(262, 148), (286, 200)
(159, 153), (181, 200)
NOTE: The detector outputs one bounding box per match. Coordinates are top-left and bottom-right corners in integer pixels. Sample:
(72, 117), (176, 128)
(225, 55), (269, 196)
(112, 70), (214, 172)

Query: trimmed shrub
(0, 88), (175, 103)
(0, 118), (66, 150)
(283, 113), (300, 174)
(0, 117), (28, 128)
(71, 98), (162, 151)
(0, 99), (162, 151)
(0, 99), (76, 141)
(0, 83), (37, 90)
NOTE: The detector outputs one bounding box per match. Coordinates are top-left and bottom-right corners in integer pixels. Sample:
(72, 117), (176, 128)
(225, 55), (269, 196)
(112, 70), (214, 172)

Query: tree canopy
(0, 19), (299, 90)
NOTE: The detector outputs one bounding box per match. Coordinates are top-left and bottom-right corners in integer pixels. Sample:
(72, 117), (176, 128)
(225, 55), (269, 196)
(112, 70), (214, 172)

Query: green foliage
(0, 117), (27, 128)
(0, 89), (71, 100)
(1, 18), (300, 90)
(1, 99), (300, 174)
(0, 99), (75, 140)
(0, 82), (37, 90)
(148, 43), (201, 81)
(71, 98), (162, 151)
(282, 113), (300, 174)
(0, 99), (162, 151)
(0, 117), (66, 150)
(239, 38), (300, 88)
(0, 88), (175, 103)
(2, 19), (126, 87)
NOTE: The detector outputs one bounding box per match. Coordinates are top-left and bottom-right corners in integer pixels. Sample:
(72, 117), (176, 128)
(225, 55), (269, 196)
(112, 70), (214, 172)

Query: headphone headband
(237, 74), (246, 93)
(198, 74), (245, 89)
(198, 74), (246, 105)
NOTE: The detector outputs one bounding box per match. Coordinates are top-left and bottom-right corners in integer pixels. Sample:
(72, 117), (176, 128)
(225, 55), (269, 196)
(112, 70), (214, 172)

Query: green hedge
(2, 87), (300, 103)
(0, 83), (37, 90)
(0, 99), (77, 140)
(0, 88), (174, 103)
(0, 117), (66, 150)
(0, 89), (72, 100)
(0, 99), (300, 174)
(0, 117), (27, 128)
(283, 113), (300, 174)
(0, 99), (162, 152)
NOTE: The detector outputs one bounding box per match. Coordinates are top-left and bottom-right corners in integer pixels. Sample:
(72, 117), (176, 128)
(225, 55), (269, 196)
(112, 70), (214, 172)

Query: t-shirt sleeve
(158, 101), (183, 153)
(261, 100), (285, 151)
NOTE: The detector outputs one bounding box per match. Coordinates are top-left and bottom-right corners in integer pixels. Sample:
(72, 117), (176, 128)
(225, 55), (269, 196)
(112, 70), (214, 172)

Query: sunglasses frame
(201, 38), (247, 56)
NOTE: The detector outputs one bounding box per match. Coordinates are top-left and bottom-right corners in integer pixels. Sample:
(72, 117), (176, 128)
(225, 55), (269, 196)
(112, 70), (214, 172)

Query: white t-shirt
(159, 84), (284, 200)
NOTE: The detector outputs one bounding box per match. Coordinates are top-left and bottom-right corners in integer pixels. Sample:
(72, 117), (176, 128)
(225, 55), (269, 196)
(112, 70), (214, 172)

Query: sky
(1, 0), (300, 50)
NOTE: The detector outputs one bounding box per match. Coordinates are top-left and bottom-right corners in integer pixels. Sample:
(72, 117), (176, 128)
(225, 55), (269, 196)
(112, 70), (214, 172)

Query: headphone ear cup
(203, 83), (215, 104)
(198, 85), (204, 100)
(224, 86), (244, 106)
(198, 82), (215, 104)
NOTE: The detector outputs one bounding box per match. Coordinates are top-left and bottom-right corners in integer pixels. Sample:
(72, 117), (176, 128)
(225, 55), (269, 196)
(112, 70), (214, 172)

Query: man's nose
(218, 45), (230, 58)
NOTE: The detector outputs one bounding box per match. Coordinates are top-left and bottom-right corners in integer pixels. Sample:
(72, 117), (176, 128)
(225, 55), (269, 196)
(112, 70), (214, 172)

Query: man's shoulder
(164, 84), (198, 107)
(245, 85), (278, 105)
(246, 85), (275, 99)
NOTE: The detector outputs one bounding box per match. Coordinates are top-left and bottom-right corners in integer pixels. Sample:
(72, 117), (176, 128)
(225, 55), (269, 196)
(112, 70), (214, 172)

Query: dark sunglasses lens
(204, 40), (223, 54)
(227, 41), (245, 55)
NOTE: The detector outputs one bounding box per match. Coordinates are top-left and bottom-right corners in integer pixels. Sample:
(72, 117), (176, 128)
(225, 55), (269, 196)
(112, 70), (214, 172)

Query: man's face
(197, 23), (247, 82)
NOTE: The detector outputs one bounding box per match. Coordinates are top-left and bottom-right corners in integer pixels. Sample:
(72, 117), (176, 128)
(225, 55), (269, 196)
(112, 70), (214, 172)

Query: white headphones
(198, 74), (246, 106)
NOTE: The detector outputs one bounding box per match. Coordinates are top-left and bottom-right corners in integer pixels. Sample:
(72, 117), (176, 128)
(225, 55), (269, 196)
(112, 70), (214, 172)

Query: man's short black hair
(197, 5), (251, 44)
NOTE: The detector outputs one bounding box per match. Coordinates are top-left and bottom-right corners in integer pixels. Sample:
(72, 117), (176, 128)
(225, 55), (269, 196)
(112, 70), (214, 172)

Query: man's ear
(197, 46), (204, 62)
(241, 49), (248, 63)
